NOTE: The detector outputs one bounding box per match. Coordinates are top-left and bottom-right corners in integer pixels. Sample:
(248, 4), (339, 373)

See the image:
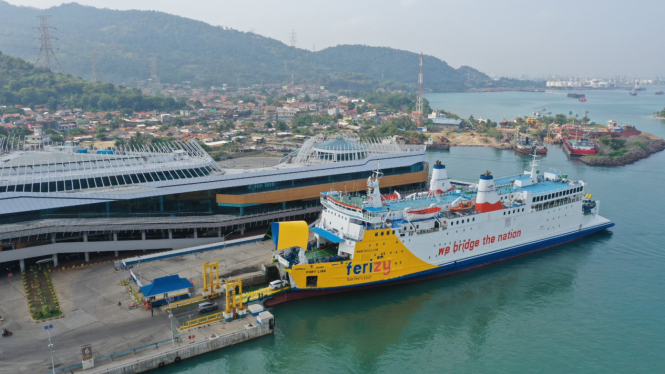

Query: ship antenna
(529, 153), (540, 179)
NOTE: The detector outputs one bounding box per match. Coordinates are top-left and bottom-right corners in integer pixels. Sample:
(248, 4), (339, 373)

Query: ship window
(473, 218), (475, 221)
(375, 232), (378, 236)
(381, 232), (384, 236)
(503, 212), (506, 215)
(467, 219), (469, 223)
(306, 276), (318, 287)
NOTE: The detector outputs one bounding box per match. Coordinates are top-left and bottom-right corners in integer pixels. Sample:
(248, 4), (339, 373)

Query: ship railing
(531, 185), (582, 198)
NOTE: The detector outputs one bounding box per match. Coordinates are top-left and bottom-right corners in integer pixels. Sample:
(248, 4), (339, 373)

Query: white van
(269, 280), (286, 290)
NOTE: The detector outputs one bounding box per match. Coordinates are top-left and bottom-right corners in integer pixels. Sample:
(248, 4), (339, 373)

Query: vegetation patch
(22, 266), (62, 320)
(607, 149), (628, 157)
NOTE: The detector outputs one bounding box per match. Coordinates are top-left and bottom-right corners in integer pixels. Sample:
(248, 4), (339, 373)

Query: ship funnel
(475, 171), (503, 213)
(430, 160), (451, 192)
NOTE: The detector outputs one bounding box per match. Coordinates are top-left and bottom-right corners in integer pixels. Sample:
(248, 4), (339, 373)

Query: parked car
(36, 258), (54, 265)
(198, 302), (218, 313)
(269, 280), (287, 290)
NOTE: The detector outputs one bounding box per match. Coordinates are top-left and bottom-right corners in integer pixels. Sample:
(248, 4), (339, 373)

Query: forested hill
(0, 52), (185, 112)
(0, 1), (529, 92)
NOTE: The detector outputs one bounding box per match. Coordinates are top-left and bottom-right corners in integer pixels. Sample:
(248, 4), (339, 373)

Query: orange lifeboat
(381, 192), (400, 201)
(450, 201), (474, 213)
(404, 206), (441, 221)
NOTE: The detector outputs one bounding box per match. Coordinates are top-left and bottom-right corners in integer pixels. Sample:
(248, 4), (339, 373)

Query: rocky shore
(581, 133), (665, 166)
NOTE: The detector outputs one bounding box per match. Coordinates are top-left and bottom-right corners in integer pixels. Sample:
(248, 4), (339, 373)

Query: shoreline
(423, 132), (665, 167)
(581, 132), (665, 166)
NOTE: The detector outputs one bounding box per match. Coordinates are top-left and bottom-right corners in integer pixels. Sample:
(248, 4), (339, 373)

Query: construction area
(0, 237), (282, 374)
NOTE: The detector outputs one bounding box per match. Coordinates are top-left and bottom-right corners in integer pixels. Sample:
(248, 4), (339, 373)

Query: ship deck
(329, 173), (583, 216)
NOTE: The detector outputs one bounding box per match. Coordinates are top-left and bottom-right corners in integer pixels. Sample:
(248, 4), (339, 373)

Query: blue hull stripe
(294, 221), (615, 293)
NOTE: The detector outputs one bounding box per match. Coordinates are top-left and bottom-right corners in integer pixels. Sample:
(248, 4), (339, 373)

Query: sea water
(164, 90), (665, 373)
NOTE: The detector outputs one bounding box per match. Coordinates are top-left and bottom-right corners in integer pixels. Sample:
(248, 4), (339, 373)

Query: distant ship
(564, 137), (597, 156)
(656, 91), (664, 95)
(535, 140), (548, 154)
(567, 93), (585, 99)
(579, 97), (587, 102)
(629, 90), (637, 96)
(512, 134), (536, 155)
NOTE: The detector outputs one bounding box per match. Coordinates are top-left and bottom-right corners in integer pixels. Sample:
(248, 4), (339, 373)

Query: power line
(34, 15), (63, 73)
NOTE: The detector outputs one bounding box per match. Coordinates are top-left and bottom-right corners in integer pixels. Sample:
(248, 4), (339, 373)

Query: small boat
(629, 90), (637, 96)
(535, 141), (548, 154)
(404, 206), (442, 221)
(579, 97), (587, 102)
(450, 201), (473, 213)
(656, 91), (664, 95)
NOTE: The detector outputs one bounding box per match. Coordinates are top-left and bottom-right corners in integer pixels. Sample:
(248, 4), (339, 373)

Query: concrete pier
(88, 317), (273, 374)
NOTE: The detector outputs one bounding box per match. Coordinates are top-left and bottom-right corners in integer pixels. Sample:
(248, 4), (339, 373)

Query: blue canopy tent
(140, 275), (193, 306)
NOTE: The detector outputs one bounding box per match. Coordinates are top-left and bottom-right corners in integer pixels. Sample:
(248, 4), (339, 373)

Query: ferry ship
(265, 157), (613, 305)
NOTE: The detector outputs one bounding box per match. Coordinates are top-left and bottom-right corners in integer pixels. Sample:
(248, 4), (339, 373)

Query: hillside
(0, 1), (533, 92)
(0, 51), (185, 112)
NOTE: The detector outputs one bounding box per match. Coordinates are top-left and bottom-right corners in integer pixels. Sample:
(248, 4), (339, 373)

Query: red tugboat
(656, 91), (664, 95)
(579, 97), (587, 102)
(563, 137), (597, 156)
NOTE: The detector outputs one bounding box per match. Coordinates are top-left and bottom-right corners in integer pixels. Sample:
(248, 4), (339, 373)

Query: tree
(128, 132), (146, 147)
(65, 128), (85, 136)
(276, 120), (288, 131)
(264, 121), (273, 128)
(94, 126), (108, 141)
(554, 114), (568, 125)
(172, 118), (184, 127)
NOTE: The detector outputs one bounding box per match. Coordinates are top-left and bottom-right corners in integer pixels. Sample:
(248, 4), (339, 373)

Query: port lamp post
(44, 324), (55, 374)
(167, 299), (175, 348)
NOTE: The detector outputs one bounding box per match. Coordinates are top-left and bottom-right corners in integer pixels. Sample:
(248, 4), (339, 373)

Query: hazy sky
(6, 0), (665, 78)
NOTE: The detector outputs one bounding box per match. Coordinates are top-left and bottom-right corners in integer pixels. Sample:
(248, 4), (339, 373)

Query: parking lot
(0, 239), (274, 373)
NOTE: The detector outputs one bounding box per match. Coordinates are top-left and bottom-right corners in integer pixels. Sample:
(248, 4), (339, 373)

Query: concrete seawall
(89, 323), (272, 374)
